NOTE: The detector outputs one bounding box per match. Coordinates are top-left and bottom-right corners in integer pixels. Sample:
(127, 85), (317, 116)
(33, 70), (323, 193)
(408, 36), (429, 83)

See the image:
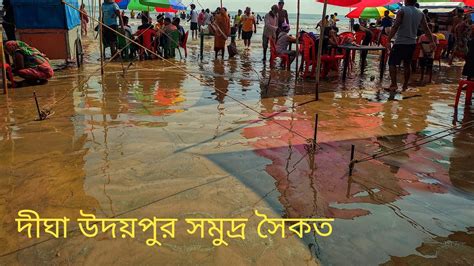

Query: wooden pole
(349, 144), (355, 176)
(312, 113), (318, 150)
(0, 26), (8, 95)
(220, 0), (223, 8)
(33, 91), (43, 121)
(99, 0), (105, 75)
(294, 0), (301, 84)
(314, 0), (328, 101)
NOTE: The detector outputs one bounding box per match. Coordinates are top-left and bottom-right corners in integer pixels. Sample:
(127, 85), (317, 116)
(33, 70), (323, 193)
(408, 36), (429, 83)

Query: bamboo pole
(99, 0), (105, 75)
(294, 0), (301, 83)
(220, 0), (223, 8)
(314, 0), (328, 101)
(0, 26), (8, 95)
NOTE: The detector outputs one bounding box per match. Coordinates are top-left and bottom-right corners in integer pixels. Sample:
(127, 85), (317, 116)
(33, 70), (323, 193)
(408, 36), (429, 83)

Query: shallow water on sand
(0, 33), (473, 265)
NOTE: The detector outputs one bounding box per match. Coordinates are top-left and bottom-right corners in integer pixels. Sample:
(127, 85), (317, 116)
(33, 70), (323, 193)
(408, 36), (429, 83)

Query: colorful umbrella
(385, 3), (402, 11)
(346, 6), (395, 18)
(127, 0), (152, 11)
(140, 0), (186, 10)
(115, 0), (131, 9)
(317, 0), (398, 7)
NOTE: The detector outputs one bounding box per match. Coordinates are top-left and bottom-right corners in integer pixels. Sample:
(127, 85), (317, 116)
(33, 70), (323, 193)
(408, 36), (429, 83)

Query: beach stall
(10, 0), (83, 67)
(419, 2), (465, 31)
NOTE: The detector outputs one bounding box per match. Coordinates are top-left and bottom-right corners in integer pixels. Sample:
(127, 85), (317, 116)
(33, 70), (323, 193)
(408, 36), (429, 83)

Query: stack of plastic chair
(300, 33), (316, 79)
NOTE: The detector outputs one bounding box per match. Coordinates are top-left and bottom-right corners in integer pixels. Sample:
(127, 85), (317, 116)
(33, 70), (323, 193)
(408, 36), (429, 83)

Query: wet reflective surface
(0, 36), (473, 265)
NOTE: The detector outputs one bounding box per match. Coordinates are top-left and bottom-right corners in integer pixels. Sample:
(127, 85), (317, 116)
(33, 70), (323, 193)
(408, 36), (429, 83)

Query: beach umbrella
(346, 6), (395, 18)
(127, 0), (152, 11)
(155, 6), (179, 12)
(316, 0), (396, 7)
(385, 3), (401, 11)
(115, 0), (131, 9)
(139, 0), (186, 10)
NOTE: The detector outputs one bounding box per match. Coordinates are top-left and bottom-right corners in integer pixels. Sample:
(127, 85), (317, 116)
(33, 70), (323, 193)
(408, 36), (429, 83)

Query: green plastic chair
(164, 30), (180, 59)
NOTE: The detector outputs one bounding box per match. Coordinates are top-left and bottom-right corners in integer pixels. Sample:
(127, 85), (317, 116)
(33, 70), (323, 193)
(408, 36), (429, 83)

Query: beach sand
(0, 24), (473, 265)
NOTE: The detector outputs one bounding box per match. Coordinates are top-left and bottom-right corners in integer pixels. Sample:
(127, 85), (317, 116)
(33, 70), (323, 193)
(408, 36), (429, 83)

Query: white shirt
(190, 10), (198, 23)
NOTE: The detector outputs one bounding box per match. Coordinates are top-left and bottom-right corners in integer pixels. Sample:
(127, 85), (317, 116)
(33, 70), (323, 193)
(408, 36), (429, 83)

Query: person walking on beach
(262, 5), (279, 61)
(188, 4), (198, 40)
(212, 8), (231, 60)
(234, 9), (243, 40)
(241, 7), (257, 49)
(386, 0), (434, 90)
(80, 3), (89, 36)
(277, 0), (289, 31)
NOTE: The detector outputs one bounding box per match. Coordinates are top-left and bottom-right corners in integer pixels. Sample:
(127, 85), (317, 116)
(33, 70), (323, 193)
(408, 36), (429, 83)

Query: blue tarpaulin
(11, 0), (80, 30)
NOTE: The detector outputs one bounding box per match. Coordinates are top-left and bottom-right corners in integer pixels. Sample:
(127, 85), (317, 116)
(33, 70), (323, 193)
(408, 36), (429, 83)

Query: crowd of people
(1, 0), (473, 87)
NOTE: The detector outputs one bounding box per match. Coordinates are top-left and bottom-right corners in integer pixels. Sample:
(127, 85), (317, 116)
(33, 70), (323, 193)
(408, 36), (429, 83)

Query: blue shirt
(102, 2), (119, 26)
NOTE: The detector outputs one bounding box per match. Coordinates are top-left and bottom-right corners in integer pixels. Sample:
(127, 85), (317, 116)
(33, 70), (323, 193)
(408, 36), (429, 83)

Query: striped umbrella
(346, 6), (395, 18)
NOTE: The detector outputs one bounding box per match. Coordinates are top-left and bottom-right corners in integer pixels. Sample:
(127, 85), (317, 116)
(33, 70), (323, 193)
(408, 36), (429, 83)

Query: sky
(189, 0), (349, 14)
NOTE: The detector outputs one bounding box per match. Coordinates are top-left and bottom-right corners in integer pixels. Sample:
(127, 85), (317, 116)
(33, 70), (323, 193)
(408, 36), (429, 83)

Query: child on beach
(418, 24), (438, 83)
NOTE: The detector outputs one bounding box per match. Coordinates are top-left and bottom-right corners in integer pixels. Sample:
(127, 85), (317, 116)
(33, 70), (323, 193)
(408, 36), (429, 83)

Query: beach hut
(10, 0), (83, 67)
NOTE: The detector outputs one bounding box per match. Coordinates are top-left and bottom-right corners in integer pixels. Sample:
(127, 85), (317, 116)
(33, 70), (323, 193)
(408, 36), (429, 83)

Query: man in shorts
(102, 0), (123, 58)
(241, 7), (256, 49)
(387, 0), (434, 90)
(188, 4), (198, 40)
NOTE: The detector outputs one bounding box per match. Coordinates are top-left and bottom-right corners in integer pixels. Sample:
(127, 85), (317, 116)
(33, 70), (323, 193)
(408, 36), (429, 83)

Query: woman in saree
(5, 41), (54, 84)
(212, 7), (231, 60)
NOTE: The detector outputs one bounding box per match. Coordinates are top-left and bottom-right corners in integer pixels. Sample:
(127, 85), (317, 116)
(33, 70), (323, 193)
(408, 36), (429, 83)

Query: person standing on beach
(277, 0), (289, 31)
(212, 8), (231, 60)
(381, 10), (393, 35)
(234, 9), (243, 40)
(262, 5), (279, 61)
(188, 4), (198, 40)
(80, 3), (89, 36)
(387, 0), (434, 90)
(102, 0), (124, 58)
(198, 9), (206, 31)
(241, 7), (257, 49)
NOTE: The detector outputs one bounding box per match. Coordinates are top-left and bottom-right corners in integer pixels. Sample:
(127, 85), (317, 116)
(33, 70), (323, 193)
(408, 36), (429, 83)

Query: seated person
(5, 41), (54, 84)
(276, 23), (297, 68)
(134, 16), (156, 59)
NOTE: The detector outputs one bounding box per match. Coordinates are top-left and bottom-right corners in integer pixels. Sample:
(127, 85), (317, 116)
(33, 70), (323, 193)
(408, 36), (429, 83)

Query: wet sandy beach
(0, 31), (473, 265)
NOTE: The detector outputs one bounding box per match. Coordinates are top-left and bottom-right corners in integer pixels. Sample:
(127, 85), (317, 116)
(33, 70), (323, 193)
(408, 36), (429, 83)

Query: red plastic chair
(339, 32), (355, 40)
(180, 31), (189, 57)
(454, 80), (474, 109)
(370, 28), (381, 44)
(1, 63), (15, 88)
(269, 37), (290, 69)
(434, 39), (448, 68)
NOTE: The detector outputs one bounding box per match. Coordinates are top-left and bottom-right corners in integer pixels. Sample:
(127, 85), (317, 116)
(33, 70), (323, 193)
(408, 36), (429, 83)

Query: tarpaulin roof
(10, 0), (80, 30)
